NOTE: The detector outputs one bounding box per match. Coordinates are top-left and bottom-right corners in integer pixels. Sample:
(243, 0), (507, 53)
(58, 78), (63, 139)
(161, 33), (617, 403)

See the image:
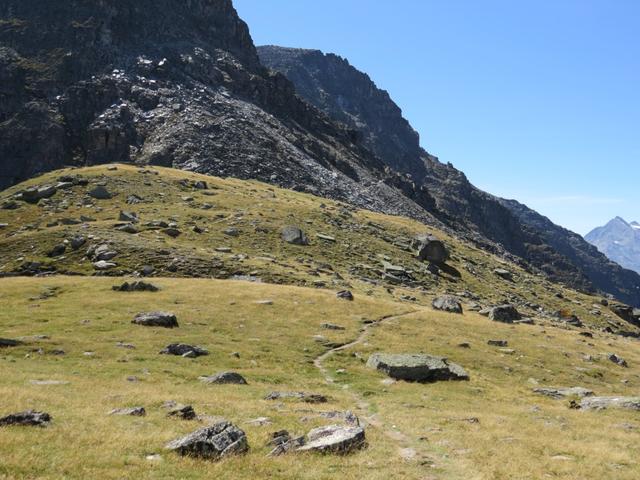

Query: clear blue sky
(234, 0), (639, 235)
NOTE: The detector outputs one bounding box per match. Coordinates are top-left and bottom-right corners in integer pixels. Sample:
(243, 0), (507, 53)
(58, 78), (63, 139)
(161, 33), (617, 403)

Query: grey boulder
(297, 424), (366, 454)
(488, 305), (521, 323)
(161, 343), (209, 357)
(579, 396), (640, 411)
(132, 311), (178, 328)
(199, 372), (247, 385)
(367, 353), (469, 382)
(166, 421), (249, 460)
(533, 387), (594, 399)
(281, 226), (309, 245)
(413, 234), (449, 264)
(432, 295), (463, 314)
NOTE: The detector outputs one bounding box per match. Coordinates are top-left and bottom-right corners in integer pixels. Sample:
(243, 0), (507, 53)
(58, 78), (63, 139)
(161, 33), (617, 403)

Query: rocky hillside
(2, 2), (640, 306)
(2, 166), (640, 479)
(586, 217), (640, 274)
(0, 0), (436, 225)
(257, 46), (640, 306)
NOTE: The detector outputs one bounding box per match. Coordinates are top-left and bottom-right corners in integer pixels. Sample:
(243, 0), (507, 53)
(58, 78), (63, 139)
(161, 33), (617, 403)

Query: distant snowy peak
(585, 217), (640, 275)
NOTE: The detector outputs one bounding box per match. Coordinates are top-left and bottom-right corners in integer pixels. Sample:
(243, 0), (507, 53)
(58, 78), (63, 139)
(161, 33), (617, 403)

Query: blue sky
(234, 0), (639, 235)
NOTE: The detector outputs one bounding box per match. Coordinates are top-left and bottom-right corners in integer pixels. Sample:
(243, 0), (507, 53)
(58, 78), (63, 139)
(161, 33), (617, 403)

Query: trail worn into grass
(313, 309), (424, 460)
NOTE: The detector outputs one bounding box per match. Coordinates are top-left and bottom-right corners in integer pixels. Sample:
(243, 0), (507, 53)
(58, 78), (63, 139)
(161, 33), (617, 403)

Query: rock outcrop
(366, 353), (469, 382)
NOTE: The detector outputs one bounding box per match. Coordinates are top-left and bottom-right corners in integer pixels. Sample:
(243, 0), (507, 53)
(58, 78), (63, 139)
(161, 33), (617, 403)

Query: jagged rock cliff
(0, 0), (438, 224)
(258, 46), (640, 305)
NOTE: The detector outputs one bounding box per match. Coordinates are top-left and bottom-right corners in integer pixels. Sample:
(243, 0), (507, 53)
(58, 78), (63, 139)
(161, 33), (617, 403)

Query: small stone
(336, 290), (354, 301)
(109, 407), (146, 416)
(488, 340), (508, 347)
(199, 372), (247, 385)
(0, 410), (51, 427)
(88, 186), (112, 199)
(281, 226), (308, 245)
(160, 344), (208, 357)
(168, 405), (197, 420)
(432, 295), (463, 314)
(132, 311), (178, 328)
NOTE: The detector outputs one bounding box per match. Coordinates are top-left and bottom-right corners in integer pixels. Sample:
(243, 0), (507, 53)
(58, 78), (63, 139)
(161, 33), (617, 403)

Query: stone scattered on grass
(297, 424), (366, 454)
(0, 338), (23, 348)
(579, 396), (640, 411)
(109, 407), (146, 417)
(488, 340), (508, 347)
(160, 343), (209, 357)
(132, 311), (178, 328)
(265, 391), (328, 404)
(0, 410), (51, 427)
(336, 290), (353, 301)
(167, 405), (197, 420)
(366, 353), (469, 382)
(607, 353), (628, 367)
(199, 372), (247, 385)
(432, 295), (463, 314)
(281, 226), (308, 245)
(112, 281), (159, 292)
(165, 421), (249, 460)
(533, 387), (594, 399)
(487, 305), (521, 323)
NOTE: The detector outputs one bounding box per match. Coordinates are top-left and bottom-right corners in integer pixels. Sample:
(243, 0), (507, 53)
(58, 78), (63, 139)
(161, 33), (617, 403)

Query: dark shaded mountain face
(586, 218), (640, 275)
(0, 0), (439, 224)
(258, 45), (640, 306)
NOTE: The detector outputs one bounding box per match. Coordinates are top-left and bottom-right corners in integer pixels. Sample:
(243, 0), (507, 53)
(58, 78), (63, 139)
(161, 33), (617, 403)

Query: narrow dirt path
(313, 309), (426, 460)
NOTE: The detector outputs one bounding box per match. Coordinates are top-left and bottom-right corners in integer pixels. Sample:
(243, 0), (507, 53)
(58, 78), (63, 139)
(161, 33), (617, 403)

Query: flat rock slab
(132, 311), (178, 328)
(265, 391), (328, 404)
(297, 424), (366, 454)
(0, 410), (51, 427)
(166, 421), (248, 460)
(160, 343), (208, 357)
(367, 353), (469, 382)
(580, 396), (640, 411)
(109, 407), (146, 417)
(199, 372), (247, 385)
(534, 387), (594, 399)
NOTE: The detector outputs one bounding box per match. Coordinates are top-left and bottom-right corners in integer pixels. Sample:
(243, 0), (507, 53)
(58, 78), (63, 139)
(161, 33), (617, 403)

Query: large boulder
(366, 353), (469, 382)
(0, 410), (51, 427)
(297, 424), (366, 454)
(132, 311), (178, 328)
(432, 295), (463, 314)
(165, 421), (249, 460)
(281, 226), (309, 245)
(487, 305), (521, 323)
(579, 396), (640, 411)
(412, 234), (449, 264)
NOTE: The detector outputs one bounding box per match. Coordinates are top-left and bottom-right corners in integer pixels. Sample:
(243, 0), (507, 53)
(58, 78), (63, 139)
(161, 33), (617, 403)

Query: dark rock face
(0, 0), (441, 232)
(0, 410), (51, 427)
(366, 353), (469, 382)
(165, 421), (249, 460)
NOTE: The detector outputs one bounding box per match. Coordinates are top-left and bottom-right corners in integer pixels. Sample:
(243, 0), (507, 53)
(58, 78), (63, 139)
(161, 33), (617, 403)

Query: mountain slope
(0, 0), (437, 226)
(2, 166), (640, 479)
(586, 217), (640, 274)
(257, 45), (640, 306)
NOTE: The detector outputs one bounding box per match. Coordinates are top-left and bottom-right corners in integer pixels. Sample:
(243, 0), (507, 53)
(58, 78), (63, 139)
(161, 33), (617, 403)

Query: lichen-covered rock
(366, 353), (469, 382)
(132, 311), (178, 328)
(166, 421), (249, 460)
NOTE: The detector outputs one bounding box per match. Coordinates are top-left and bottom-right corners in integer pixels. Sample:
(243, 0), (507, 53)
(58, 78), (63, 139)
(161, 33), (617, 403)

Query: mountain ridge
(585, 217), (640, 275)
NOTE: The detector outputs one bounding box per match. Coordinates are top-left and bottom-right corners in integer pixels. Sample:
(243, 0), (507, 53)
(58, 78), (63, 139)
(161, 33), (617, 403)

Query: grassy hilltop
(1, 165), (640, 479)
